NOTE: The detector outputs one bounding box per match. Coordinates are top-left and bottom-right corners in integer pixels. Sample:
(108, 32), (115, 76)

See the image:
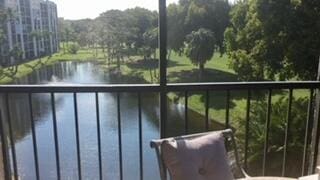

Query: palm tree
(185, 28), (216, 80)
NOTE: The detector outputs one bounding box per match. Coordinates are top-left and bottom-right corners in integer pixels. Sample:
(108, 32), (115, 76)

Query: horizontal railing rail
(168, 81), (320, 91)
(0, 81), (319, 180)
(0, 81), (318, 92)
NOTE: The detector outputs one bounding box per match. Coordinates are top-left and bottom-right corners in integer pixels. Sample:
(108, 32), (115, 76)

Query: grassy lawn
(167, 53), (235, 83)
(2, 48), (309, 126)
(0, 48), (103, 84)
(120, 52), (238, 123)
(118, 52), (310, 125)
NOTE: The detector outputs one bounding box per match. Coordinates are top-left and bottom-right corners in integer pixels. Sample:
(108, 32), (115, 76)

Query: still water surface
(7, 62), (210, 180)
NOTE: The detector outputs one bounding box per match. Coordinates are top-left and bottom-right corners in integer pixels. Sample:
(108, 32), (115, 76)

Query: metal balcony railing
(0, 81), (319, 180)
(1, 0), (320, 179)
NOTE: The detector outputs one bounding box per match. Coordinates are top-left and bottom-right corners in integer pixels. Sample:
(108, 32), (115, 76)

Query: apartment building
(0, 0), (58, 65)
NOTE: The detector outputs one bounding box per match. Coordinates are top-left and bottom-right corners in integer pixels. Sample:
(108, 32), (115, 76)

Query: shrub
(67, 43), (80, 54)
(234, 95), (310, 176)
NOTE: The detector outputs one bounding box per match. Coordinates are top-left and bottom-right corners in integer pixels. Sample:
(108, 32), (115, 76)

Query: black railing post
(282, 89), (293, 176)
(309, 57), (320, 174)
(244, 90), (251, 171)
(185, 91), (188, 134)
(0, 110), (10, 180)
(225, 90), (230, 128)
(28, 93), (40, 180)
(117, 93), (123, 180)
(205, 90), (210, 131)
(138, 93), (143, 180)
(51, 93), (61, 180)
(302, 89), (314, 176)
(95, 93), (103, 180)
(73, 93), (82, 180)
(159, 0), (167, 138)
(5, 94), (18, 180)
(262, 89), (272, 176)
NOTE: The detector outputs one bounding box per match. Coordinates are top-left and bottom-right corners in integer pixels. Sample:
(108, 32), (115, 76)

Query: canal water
(5, 61), (216, 180)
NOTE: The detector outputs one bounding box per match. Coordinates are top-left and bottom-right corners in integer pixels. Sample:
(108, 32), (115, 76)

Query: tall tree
(184, 0), (230, 53)
(167, 3), (188, 58)
(225, 0), (320, 81)
(185, 28), (215, 79)
(141, 27), (158, 60)
(98, 10), (129, 70)
(125, 7), (158, 54)
(167, 0), (230, 56)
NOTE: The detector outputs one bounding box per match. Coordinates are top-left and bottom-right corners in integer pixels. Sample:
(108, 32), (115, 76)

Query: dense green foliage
(168, 0), (230, 53)
(67, 43), (80, 54)
(167, 0), (231, 71)
(185, 28), (215, 78)
(59, 8), (158, 62)
(235, 95), (310, 176)
(225, 0), (320, 81)
(58, 0), (231, 73)
(0, 0), (318, 177)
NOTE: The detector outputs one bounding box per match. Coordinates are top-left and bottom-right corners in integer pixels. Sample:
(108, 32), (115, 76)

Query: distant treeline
(59, 0), (320, 81)
(58, 0), (231, 78)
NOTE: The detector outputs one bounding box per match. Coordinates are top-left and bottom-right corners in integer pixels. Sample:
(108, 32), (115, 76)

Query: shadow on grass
(168, 68), (238, 83)
(168, 68), (287, 110)
(108, 66), (150, 84)
(127, 58), (181, 70)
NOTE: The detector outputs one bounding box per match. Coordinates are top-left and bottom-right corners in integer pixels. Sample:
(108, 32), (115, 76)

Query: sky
(51, 0), (180, 20)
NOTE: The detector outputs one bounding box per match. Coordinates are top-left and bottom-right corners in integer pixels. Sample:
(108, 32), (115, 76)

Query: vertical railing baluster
(0, 110), (10, 180)
(302, 89), (314, 176)
(95, 92), (102, 180)
(5, 93), (18, 180)
(311, 94), (320, 173)
(309, 58), (320, 173)
(159, 0), (167, 139)
(117, 93), (123, 180)
(51, 93), (61, 180)
(138, 93), (143, 180)
(73, 93), (82, 180)
(225, 90), (230, 129)
(28, 93), (40, 180)
(282, 89), (293, 177)
(262, 89), (272, 176)
(185, 91), (188, 134)
(244, 90), (251, 171)
(205, 90), (209, 131)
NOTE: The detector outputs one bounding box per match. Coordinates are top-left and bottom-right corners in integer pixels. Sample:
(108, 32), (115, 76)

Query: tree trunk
(149, 68), (153, 83)
(63, 42), (66, 54)
(199, 63), (204, 81)
(117, 56), (120, 72)
(107, 48), (111, 65)
(154, 68), (158, 82)
(167, 49), (172, 60)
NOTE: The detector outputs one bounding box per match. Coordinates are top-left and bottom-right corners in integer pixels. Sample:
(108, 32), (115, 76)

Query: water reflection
(2, 62), (220, 180)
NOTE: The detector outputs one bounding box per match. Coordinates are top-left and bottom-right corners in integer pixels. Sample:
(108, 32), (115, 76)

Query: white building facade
(0, 0), (58, 65)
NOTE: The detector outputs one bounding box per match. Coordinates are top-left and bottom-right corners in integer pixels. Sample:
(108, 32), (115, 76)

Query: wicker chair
(150, 129), (249, 180)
